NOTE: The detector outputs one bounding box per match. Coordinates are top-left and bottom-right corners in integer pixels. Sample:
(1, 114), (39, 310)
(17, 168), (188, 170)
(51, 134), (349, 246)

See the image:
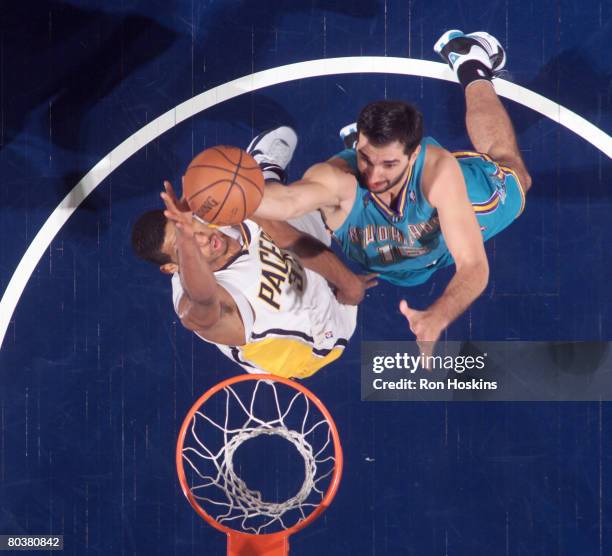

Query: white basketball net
(181, 379), (337, 534)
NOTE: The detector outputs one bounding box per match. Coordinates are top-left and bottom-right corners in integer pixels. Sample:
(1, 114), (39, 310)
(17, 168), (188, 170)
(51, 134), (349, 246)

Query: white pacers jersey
(171, 217), (357, 379)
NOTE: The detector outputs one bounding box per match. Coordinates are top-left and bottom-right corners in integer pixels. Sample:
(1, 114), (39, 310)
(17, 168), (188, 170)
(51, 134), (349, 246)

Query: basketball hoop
(176, 374), (343, 555)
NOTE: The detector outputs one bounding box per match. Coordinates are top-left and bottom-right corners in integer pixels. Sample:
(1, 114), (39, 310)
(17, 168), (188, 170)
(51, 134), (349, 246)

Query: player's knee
(518, 169), (532, 193)
(496, 155), (531, 194)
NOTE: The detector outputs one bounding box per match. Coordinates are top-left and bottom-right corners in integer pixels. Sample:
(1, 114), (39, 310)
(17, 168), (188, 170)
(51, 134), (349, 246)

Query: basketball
(183, 146), (264, 225)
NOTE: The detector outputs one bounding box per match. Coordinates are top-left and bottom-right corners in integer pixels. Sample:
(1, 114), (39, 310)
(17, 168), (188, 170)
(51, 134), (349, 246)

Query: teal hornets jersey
(332, 137), (525, 286)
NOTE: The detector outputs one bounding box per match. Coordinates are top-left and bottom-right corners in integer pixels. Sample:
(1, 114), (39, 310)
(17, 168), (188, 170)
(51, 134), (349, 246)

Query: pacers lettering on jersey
(258, 231), (305, 310)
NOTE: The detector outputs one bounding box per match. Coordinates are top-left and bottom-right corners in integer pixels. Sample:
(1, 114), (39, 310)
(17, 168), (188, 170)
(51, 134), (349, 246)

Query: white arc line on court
(1, 57), (611, 350)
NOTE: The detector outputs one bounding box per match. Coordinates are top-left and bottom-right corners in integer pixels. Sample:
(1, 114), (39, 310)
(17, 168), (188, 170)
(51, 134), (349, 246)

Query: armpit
(327, 157), (356, 175)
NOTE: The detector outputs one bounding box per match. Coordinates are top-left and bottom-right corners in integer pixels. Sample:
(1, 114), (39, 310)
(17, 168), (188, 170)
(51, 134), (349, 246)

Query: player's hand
(164, 178), (191, 212)
(178, 176), (192, 212)
(335, 272), (379, 305)
(161, 181), (196, 237)
(399, 299), (444, 357)
(162, 179), (191, 212)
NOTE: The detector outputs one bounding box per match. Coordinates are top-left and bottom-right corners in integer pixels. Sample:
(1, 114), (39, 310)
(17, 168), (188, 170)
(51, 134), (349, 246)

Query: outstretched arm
(254, 217), (378, 305)
(254, 163), (343, 220)
(161, 184), (222, 330)
(173, 227), (223, 329)
(400, 154), (488, 348)
(160, 182), (245, 339)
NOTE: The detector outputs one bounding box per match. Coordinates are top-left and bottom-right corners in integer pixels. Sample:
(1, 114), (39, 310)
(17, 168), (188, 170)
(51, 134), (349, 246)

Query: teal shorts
(428, 151), (526, 276)
(456, 150), (526, 240)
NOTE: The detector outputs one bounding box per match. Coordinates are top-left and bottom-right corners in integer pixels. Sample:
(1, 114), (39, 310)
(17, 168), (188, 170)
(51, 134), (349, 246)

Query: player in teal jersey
(253, 30), (532, 348)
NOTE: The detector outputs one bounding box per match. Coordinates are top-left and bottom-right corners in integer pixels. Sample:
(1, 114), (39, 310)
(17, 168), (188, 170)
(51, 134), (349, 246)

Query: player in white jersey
(168, 214), (357, 378)
(132, 129), (377, 378)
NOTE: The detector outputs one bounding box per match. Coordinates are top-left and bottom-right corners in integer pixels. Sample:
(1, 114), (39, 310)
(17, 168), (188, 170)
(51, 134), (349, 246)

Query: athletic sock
(258, 162), (287, 184)
(456, 60), (493, 89)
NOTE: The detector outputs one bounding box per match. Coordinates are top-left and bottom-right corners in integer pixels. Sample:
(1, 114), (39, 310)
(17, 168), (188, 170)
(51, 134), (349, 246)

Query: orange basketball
(183, 146), (264, 225)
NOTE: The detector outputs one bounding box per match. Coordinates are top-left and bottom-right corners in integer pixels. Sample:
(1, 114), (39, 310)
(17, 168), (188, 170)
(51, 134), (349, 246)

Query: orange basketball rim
(176, 373), (344, 555)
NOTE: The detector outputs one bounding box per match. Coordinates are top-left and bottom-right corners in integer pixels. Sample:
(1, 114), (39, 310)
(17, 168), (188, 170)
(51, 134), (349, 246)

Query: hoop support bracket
(228, 531), (289, 556)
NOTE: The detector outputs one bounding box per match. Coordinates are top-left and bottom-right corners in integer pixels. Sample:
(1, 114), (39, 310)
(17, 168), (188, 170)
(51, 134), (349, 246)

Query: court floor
(1, 1), (611, 554)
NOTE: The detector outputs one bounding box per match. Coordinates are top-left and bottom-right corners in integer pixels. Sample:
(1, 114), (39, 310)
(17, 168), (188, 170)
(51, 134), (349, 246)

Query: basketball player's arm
(173, 226), (223, 328)
(173, 230), (247, 345)
(254, 217), (377, 305)
(254, 163), (343, 220)
(400, 155), (488, 344)
(162, 187), (245, 341)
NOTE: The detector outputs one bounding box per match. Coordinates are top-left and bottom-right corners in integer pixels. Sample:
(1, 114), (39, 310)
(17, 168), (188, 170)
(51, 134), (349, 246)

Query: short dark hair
(357, 100), (423, 155)
(131, 209), (172, 265)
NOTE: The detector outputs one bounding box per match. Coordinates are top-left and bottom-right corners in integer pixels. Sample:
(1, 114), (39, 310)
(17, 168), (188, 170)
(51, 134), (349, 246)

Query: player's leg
(435, 30), (532, 193)
(247, 126), (298, 185)
(464, 82), (531, 192)
(248, 125), (327, 238)
(247, 126), (331, 246)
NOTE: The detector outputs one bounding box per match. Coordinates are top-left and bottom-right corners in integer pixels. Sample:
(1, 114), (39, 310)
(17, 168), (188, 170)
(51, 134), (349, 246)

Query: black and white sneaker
(468, 31), (506, 72)
(246, 126), (298, 184)
(434, 29), (506, 76)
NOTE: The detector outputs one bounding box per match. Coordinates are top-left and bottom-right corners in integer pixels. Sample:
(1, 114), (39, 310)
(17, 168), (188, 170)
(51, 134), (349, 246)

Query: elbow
(178, 296), (220, 331)
(474, 258), (489, 294)
(179, 315), (199, 333)
(457, 256), (489, 295)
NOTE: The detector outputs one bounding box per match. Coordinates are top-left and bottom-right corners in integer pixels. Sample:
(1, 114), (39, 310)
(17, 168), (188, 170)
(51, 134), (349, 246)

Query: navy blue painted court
(1, 1), (611, 554)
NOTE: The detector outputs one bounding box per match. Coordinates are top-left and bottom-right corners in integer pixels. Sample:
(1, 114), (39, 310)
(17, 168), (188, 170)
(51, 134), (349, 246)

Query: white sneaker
(247, 126), (298, 170)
